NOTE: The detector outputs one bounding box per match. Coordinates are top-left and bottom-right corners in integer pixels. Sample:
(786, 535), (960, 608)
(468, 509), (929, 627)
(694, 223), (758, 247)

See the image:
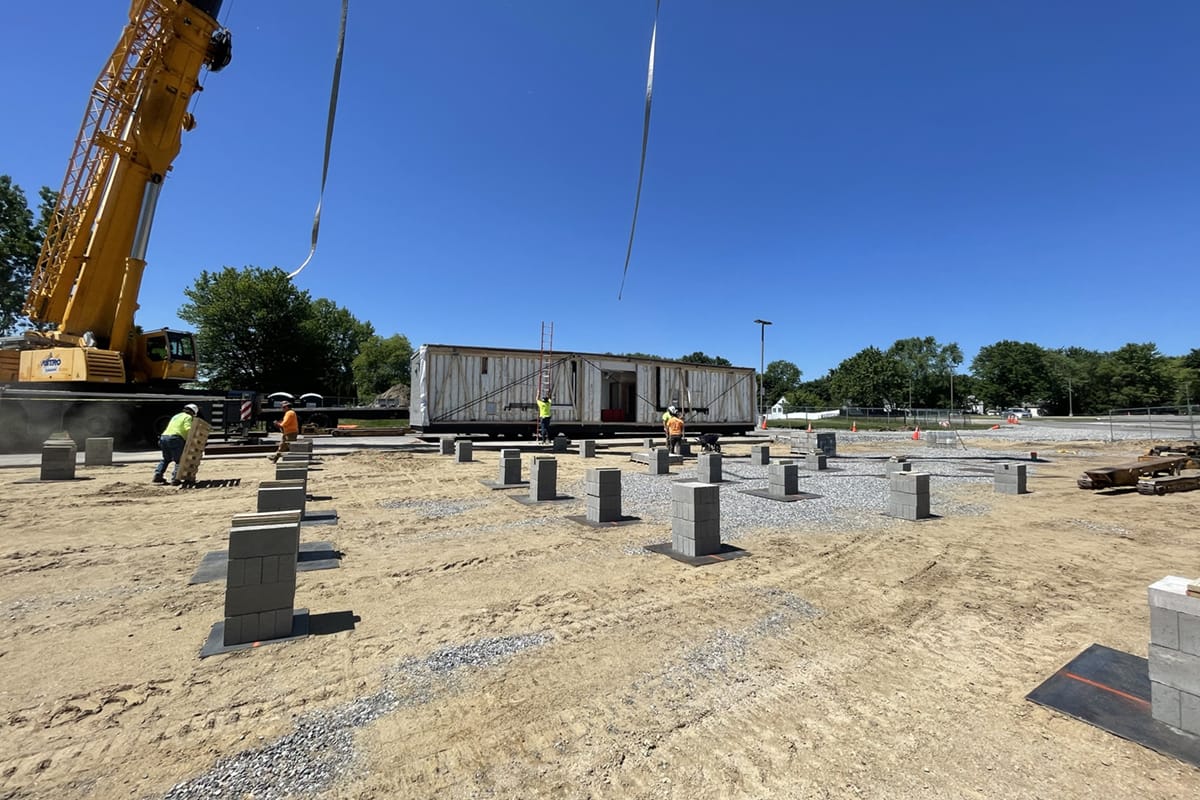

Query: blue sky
(5, 1), (1197, 379)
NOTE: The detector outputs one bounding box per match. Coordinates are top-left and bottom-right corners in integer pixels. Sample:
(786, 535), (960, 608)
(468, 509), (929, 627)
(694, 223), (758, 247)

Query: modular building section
(410, 344), (757, 437)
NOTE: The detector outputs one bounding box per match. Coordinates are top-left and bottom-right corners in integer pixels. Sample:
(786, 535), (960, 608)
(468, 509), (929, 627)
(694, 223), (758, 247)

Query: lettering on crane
(40, 357), (63, 375)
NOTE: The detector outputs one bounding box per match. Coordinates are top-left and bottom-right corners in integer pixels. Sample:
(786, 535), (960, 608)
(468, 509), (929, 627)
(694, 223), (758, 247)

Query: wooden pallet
(177, 418), (212, 485)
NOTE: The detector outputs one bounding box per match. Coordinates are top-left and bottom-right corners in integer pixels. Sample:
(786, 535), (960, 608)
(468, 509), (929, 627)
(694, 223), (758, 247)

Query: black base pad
(200, 609), (310, 658)
(644, 542), (750, 566)
(480, 480), (529, 490)
(303, 509), (338, 525)
(510, 494), (575, 505)
(737, 488), (822, 502)
(565, 514), (643, 528)
(1027, 643), (1200, 767)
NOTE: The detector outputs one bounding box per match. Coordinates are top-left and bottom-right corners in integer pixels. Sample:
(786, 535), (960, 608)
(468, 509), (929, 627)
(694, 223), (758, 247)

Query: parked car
(1003, 408), (1031, 418)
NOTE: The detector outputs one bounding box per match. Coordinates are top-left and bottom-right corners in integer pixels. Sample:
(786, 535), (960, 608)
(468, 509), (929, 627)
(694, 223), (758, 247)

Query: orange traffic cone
(850, 421), (857, 432)
(760, 415), (767, 430)
(989, 424), (1000, 430)
(912, 426), (920, 441)
(806, 421), (813, 433)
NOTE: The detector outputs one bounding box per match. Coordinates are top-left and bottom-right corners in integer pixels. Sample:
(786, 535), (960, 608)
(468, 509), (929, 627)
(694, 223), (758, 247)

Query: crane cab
(133, 329), (198, 383)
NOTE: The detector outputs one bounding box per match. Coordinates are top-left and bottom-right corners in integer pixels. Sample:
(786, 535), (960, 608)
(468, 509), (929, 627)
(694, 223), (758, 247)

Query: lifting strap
(617, 0), (660, 300)
(289, 0), (350, 279)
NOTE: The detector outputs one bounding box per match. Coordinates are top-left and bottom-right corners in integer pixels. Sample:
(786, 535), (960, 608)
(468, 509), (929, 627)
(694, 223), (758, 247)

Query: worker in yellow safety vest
(153, 403), (199, 485)
(537, 396), (552, 443)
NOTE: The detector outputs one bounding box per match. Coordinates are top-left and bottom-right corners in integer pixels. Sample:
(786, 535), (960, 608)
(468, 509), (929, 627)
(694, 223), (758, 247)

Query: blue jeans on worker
(155, 434), (186, 481)
(540, 417), (551, 442)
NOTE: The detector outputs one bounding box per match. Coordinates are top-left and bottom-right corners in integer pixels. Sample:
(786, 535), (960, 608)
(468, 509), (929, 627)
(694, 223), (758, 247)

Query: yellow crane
(11, 0), (231, 386)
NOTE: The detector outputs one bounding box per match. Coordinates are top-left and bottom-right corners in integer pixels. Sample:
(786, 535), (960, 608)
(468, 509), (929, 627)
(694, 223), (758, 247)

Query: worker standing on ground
(537, 395), (552, 444)
(666, 410), (685, 454)
(269, 400), (299, 462)
(153, 403), (198, 485)
(662, 404), (678, 446)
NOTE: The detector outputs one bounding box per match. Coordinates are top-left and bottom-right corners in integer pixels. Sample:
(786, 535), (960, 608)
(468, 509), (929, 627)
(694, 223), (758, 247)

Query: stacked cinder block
(258, 479), (306, 513)
(289, 439), (313, 455)
(530, 456), (557, 501)
(805, 451), (827, 471)
(885, 456), (911, 476)
(232, 510), (303, 528)
(993, 463), (1028, 494)
(888, 472), (930, 520)
(815, 432), (837, 457)
(439, 436), (455, 456)
(40, 439), (77, 480)
(580, 440), (596, 458)
(1148, 576), (1200, 735)
(552, 434), (569, 453)
(84, 437), (113, 467)
(927, 430), (956, 447)
(498, 448), (522, 484)
(750, 444), (769, 465)
(223, 522), (300, 646)
(455, 440), (473, 463)
(648, 448), (669, 475)
(697, 452), (722, 483)
(768, 462), (798, 497)
(275, 463), (308, 488)
(671, 481), (721, 557)
(585, 467), (622, 523)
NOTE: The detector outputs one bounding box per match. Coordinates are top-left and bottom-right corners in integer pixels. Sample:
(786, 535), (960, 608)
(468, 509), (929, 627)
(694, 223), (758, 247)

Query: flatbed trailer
(1077, 455), (1189, 490)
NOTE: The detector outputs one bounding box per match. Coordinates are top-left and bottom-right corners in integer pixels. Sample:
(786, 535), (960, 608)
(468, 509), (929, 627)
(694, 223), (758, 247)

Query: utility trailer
(409, 344), (757, 438)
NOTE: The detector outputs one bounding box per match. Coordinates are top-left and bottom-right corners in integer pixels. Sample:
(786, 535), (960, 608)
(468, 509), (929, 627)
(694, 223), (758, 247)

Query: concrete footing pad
(480, 480), (529, 490)
(737, 488), (822, 502)
(200, 609), (310, 658)
(644, 542), (749, 566)
(303, 509), (339, 525)
(188, 542), (341, 584)
(510, 494), (575, 505)
(564, 514), (642, 528)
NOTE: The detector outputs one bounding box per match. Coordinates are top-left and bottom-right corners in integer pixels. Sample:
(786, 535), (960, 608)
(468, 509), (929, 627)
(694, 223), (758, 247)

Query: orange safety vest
(666, 416), (684, 436)
(279, 409), (299, 435)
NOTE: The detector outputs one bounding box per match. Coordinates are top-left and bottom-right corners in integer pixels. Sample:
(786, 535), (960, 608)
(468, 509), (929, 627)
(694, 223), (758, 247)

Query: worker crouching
(153, 403), (198, 485)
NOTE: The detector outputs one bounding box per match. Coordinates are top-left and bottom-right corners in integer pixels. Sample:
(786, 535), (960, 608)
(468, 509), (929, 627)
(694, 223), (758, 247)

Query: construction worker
(269, 400), (299, 462)
(662, 400), (679, 446)
(537, 395), (552, 443)
(666, 410), (685, 455)
(153, 403), (198, 485)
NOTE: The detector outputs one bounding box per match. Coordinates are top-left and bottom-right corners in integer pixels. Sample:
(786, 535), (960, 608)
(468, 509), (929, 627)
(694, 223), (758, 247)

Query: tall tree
(970, 340), (1052, 409)
(178, 266), (318, 391)
(886, 336), (962, 408)
(304, 297), (374, 401)
(761, 359), (803, 408)
(678, 351), (732, 366)
(0, 177), (55, 334)
(1093, 342), (1174, 410)
(828, 346), (903, 409)
(352, 333), (413, 401)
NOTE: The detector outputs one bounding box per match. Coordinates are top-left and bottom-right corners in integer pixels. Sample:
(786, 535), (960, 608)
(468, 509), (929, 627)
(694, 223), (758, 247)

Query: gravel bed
(378, 498), (489, 517)
(162, 633), (551, 800)
(582, 446), (1040, 537)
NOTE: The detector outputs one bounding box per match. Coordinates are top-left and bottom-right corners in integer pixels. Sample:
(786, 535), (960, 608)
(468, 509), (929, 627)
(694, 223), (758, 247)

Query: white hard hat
(668, 405), (678, 413)
(184, 403), (199, 414)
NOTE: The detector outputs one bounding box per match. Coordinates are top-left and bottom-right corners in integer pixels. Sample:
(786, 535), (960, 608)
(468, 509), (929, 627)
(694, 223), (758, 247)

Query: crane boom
(20, 0), (230, 381)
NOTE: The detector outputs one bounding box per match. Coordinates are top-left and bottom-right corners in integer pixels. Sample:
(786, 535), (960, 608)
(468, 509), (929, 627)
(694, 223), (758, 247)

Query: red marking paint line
(1063, 671), (1150, 707)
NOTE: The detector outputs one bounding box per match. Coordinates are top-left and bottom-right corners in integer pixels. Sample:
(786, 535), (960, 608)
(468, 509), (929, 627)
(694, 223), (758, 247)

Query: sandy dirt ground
(1, 433), (1199, 799)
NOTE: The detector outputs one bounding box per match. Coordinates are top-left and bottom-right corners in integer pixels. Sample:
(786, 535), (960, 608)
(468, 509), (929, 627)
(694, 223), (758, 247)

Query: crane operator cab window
(167, 332), (196, 362)
(146, 336), (169, 362)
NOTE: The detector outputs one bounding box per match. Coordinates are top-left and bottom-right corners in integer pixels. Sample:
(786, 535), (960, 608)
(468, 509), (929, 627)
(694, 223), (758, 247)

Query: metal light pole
(754, 319), (772, 426)
(1068, 377), (1073, 417)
